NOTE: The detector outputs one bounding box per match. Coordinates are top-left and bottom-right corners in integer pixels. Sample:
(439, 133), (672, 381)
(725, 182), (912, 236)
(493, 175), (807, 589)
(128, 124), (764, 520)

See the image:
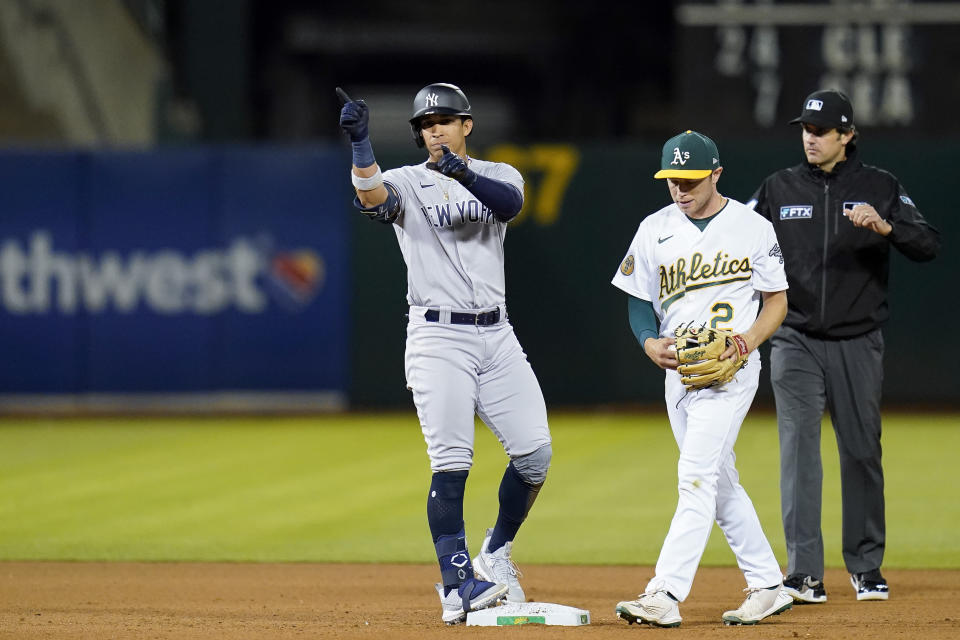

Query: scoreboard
(675, 0), (960, 132)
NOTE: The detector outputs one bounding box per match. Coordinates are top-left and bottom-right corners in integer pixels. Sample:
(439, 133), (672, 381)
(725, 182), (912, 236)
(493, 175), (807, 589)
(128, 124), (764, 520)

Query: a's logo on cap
(671, 147), (690, 166)
(841, 115), (848, 123)
(425, 92), (439, 107)
(806, 99), (824, 111)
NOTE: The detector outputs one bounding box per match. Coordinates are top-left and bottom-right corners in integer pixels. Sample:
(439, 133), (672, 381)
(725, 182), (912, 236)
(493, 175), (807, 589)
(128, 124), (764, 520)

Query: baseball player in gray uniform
(337, 83), (552, 625)
(611, 131), (793, 627)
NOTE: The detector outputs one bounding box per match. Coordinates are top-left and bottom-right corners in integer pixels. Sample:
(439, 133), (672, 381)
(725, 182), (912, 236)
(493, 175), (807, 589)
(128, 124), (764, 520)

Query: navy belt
(424, 308), (501, 326)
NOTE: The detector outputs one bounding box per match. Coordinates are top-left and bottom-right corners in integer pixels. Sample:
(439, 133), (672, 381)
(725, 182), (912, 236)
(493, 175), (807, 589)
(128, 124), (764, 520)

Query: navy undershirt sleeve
(463, 173), (523, 221)
(628, 295), (659, 349)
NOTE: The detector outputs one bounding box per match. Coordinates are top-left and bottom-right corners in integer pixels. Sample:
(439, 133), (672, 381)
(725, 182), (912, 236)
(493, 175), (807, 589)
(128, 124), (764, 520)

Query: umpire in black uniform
(749, 90), (940, 604)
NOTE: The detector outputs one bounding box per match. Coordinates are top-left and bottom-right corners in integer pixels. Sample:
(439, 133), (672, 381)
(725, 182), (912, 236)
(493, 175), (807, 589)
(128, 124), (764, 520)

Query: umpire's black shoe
(851, 569), (889, 601)
(782, 573), (827, 603)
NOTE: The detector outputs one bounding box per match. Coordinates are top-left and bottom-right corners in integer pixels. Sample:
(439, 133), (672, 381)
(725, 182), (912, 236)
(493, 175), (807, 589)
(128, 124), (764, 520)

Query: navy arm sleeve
(463, 174), (523, 222)
(628, 295), (659, 349)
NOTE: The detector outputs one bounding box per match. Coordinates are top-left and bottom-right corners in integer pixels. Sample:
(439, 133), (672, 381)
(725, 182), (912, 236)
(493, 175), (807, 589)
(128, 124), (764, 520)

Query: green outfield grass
(0, 411), (957, 568)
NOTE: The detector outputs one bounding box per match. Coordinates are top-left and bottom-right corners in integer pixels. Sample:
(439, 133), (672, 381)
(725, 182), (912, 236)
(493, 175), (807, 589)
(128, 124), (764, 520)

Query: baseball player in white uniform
(337, 83), (552, 625)
(611, 131), (792, 626)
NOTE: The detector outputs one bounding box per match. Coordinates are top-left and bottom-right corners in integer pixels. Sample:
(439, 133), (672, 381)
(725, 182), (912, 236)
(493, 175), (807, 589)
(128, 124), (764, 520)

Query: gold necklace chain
(438, 174), (456, 201)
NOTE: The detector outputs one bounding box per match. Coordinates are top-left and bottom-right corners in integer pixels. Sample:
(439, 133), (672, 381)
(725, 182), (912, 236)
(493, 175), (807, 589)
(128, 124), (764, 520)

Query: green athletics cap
(654, 130), (721, 179)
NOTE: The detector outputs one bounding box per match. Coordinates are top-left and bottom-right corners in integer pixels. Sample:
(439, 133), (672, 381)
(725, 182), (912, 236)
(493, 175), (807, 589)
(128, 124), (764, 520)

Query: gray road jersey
(383, 158), (524, 310)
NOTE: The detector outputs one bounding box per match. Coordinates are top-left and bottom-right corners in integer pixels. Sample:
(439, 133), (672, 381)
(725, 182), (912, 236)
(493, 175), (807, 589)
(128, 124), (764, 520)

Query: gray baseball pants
(769, 324), (886, 579)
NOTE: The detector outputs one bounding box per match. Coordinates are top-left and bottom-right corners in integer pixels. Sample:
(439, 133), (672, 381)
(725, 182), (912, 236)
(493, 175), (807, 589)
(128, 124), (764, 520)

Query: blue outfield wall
(0, 149), (349, 402)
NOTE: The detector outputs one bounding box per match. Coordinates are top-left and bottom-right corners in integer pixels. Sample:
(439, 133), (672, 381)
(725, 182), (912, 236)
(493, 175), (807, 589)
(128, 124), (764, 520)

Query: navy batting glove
(339, 100), (369, 142)
(336, 87), (369, 142)
(434, 145), (477, 186)
(336, 86), (376, 167)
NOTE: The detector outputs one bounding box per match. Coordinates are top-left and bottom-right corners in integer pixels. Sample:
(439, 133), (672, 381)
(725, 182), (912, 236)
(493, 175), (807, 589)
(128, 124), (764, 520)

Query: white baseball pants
(646, 357), (783, 601)
(405, 313), (550, 472)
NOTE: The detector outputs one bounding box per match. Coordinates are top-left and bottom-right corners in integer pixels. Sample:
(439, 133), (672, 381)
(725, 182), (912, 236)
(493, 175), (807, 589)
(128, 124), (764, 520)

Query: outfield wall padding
(0, 140), (951, 410)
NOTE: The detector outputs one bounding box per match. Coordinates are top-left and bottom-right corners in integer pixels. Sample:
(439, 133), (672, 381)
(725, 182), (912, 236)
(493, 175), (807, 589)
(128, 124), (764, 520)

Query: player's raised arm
(336, 87), (387, 208)
(430, 145), (523, 221)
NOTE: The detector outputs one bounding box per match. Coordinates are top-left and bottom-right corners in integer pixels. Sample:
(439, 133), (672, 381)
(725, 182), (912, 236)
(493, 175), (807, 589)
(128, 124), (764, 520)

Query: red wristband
(732, 334), (749, 357)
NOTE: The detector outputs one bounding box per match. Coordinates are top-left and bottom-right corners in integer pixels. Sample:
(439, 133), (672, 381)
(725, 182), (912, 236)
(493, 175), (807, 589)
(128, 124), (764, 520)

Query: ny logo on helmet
(425, 92), (439, 107)
(671, 148), (690, 166)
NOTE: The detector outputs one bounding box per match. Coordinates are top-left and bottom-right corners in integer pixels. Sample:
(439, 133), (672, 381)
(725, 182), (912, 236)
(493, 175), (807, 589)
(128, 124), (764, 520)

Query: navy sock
(428, 471), (470, 595)
(489, 463), (540, 552)
(427, 470), (468, 543)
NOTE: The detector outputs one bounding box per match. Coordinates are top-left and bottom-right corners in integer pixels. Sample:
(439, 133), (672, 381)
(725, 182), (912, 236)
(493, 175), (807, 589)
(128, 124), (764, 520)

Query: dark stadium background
(1, 0), (956, 411)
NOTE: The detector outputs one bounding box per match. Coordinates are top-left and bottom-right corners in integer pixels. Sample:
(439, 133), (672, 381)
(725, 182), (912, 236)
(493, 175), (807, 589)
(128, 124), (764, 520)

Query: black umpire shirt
(749, 145), (941, 339)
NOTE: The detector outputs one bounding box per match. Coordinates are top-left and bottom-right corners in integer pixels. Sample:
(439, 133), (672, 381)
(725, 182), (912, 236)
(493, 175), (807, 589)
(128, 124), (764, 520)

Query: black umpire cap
(790, 89), (854, 129)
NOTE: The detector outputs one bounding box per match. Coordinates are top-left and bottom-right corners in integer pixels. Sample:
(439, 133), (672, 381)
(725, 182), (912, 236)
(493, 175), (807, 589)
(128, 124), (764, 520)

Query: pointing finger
(440, 145), (451, 155)
(335, 86), (352, 105)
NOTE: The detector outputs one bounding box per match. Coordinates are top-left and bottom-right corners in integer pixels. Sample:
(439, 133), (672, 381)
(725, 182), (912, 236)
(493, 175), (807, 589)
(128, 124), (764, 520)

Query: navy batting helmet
(409, 83), (472, 148)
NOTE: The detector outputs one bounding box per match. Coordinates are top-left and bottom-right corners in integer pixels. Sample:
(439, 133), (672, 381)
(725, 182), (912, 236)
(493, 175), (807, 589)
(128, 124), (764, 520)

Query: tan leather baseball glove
(673, 324), (749, 391)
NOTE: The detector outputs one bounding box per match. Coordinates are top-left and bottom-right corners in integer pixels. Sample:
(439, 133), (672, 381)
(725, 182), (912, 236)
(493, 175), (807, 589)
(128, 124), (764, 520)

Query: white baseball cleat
(722, 585), (793, 625)
(436, 578), (507, 625)
(472, 528), (526, 603)
(615, 590), (682, 627)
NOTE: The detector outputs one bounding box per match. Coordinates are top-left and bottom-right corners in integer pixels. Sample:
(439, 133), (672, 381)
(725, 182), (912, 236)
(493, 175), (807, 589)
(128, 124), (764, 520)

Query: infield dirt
(1, 563), (958, 639)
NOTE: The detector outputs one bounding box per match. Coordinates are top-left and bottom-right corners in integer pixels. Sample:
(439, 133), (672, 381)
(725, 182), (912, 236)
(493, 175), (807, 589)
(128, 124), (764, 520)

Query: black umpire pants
(769, 324), (886, 579)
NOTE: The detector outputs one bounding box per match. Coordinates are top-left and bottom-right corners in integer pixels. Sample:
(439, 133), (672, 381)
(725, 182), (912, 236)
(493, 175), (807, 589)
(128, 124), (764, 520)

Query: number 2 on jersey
(710, 302), (733, 329)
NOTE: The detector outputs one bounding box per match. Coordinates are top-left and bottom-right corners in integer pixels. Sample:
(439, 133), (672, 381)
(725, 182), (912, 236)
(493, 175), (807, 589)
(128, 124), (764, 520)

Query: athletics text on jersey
(611, 198), (787, 343)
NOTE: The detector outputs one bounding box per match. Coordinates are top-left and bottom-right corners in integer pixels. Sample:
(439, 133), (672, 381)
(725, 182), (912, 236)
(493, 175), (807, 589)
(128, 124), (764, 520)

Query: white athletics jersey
(383, 158), (523, 310)
(611, 197), (787, 348)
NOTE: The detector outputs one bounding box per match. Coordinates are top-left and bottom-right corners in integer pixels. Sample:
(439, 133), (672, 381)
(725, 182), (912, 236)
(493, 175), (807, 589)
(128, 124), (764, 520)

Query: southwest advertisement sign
(0, 149), (348, 409)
